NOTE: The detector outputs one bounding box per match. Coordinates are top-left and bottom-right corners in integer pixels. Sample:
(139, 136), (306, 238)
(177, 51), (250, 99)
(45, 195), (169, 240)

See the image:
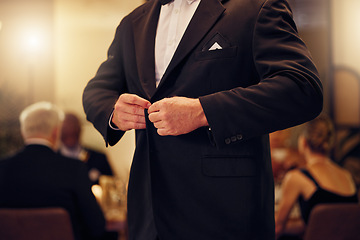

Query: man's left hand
(148, 97), (208, 136)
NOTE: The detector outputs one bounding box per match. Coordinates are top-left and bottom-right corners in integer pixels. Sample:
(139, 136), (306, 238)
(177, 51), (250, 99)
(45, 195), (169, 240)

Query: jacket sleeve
(82, 18), (129, 146)
(199, 0), (323, 148)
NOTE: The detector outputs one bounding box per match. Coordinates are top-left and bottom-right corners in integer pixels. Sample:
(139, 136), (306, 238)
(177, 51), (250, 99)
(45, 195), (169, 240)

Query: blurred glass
(98, 175), (127, 221)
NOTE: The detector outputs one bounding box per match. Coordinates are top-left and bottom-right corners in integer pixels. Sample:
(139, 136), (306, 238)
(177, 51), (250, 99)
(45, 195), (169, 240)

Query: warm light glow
(27, 35), (41, 49)
(91, 184), (103, 203)
(23, 30), (45, 53)
(0, 21), (2, 31)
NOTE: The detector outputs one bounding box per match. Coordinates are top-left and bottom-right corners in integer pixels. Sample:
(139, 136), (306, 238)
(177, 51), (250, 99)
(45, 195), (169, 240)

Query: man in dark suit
(0, 102), (106, 240)
(60, 112), (114, 185)
(82, 0), (323, 239)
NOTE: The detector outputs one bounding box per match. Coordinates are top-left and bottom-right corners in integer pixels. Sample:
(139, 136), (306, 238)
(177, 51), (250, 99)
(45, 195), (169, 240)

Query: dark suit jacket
(84, 148), (113, 185)
(0, 145), (106, 240)
(83, 0), (323, 239)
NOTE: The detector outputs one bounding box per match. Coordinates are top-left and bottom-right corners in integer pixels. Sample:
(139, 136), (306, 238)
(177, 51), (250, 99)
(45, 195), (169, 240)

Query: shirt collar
(59, 144), (83, 159)
(25, 138), (54, 150)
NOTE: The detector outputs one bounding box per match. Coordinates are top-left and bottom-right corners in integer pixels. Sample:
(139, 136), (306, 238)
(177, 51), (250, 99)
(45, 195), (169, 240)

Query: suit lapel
(157, 0), (226, 90)
(132, 0), (226, 98)
(133, 1), (161, 99)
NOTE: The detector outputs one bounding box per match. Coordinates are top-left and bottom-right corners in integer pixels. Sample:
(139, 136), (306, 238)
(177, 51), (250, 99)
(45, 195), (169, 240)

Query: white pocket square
(209, 42), (223, 51)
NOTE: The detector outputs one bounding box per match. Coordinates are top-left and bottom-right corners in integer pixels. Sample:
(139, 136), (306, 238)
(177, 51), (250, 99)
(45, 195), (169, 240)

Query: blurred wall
(0, 0), (56, 158)
(332, 0), (360, 72)
(332, 0), (360, 125)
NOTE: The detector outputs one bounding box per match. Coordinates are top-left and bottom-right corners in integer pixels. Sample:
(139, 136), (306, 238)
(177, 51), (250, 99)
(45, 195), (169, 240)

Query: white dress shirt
(155, 0), (201, 87)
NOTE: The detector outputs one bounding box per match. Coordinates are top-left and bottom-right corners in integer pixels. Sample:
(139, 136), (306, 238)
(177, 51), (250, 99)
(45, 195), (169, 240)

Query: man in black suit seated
(0, 101), (106, 240)
(59, 112), (114, 185)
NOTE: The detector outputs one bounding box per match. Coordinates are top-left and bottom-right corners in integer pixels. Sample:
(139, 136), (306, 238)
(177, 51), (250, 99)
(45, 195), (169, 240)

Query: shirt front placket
(163, 0), (182, 70)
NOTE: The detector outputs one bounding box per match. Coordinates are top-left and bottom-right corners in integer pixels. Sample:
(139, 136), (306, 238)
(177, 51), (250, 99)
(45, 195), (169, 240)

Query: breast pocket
(195, 47), (238, 61)
(201, 155), (257, 177)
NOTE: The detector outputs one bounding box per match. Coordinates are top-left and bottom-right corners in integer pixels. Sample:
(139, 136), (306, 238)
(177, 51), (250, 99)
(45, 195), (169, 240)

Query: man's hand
(112, 93), (151, 131)
(148, 97), (208, 136)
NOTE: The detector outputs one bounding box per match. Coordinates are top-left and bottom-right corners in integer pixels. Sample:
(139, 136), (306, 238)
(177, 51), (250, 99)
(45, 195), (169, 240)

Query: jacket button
(231, 136), (237, 142)
(237, 134), (243, 140)
(225, 138), (231, 145)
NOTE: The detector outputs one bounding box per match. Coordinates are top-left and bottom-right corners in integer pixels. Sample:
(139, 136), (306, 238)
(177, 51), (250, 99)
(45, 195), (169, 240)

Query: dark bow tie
(159, 0), (173, 5)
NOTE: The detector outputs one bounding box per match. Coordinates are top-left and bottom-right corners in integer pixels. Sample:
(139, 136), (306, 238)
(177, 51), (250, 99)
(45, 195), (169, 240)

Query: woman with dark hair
(275, 115), (358, 239)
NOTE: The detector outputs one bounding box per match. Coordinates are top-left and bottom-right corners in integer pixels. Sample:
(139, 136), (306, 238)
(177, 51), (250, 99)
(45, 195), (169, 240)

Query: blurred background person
(270, 128), (305, 184)
(0, 101), (106, 240)
(60, 112), (113, 185)
(275, 114), (358, 240)
(271, 127), (305, 220)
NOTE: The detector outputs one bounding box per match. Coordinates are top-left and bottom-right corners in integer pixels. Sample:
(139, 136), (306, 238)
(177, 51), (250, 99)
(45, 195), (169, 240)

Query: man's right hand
(111, 93), (151, 131)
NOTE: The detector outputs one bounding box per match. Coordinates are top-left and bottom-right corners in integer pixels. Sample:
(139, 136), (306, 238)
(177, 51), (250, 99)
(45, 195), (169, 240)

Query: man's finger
(120, 93), (151, 109)
(148, 100), (163, 114)
(119, 104), (147, 116)
(148, 111), (162, 123)
(118, 112), (146, 123)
